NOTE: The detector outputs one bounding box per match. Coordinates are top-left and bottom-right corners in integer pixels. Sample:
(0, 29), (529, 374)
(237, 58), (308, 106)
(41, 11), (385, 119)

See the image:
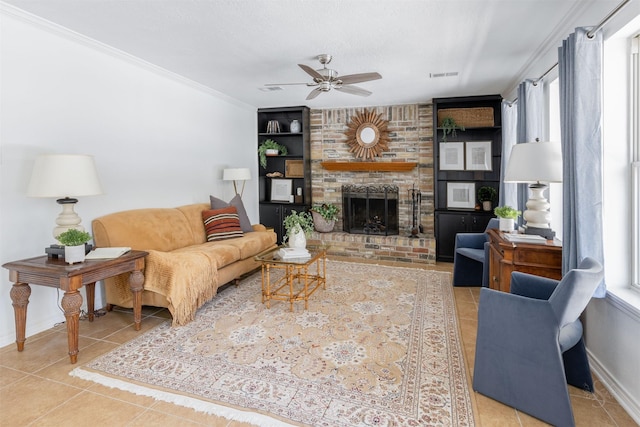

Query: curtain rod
(507, 0), (631, 105)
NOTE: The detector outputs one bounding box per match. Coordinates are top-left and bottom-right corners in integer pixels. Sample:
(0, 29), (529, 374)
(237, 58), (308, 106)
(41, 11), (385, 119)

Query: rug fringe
(69, 367), (298, 427)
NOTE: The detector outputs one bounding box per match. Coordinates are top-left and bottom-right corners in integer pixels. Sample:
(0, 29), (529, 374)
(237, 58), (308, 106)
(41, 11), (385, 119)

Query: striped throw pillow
(202, 207), (243, 241)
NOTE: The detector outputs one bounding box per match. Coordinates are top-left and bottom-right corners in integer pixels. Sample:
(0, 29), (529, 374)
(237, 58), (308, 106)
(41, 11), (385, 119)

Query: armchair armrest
(510, 272), (559, 300)
(455, 232), (487, 250)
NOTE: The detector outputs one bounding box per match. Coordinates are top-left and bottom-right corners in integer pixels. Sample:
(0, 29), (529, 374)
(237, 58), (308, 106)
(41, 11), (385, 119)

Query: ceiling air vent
(259, 86), (283, 92)
(430, 72), (459, 78)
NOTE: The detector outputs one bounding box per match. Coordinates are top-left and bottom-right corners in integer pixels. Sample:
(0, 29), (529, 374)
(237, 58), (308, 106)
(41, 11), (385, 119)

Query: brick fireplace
(307, 104), (436, 264)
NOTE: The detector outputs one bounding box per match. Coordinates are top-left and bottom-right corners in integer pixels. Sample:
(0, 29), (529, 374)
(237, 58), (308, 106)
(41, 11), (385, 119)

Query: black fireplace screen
(342, 184), (399, 235)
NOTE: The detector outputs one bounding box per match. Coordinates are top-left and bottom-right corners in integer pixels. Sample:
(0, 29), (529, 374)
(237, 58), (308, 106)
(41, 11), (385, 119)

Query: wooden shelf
(321, 161), (417, 172)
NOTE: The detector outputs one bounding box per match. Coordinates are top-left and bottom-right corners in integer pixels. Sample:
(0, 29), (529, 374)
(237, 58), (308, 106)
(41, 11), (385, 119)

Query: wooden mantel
(321, 161), (418, 172)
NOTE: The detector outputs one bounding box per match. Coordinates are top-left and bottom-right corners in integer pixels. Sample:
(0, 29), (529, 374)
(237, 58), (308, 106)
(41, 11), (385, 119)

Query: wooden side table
(487, 229), (562, 293)
(2, 250), (148, 364)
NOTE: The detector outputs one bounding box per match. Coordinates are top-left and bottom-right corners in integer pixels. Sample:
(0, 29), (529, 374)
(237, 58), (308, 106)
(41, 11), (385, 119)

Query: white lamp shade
(223, 168), (251, 181)
(27, 154), (103, 198)
(504, 141), (563, 183)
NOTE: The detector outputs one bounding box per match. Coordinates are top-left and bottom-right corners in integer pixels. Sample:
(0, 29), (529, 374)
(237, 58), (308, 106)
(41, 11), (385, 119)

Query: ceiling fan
(266, 54), (382, 100)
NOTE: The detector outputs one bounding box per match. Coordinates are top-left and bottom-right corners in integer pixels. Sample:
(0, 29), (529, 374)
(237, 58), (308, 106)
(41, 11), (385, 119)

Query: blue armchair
(472, 257), (604, 427)
(452, 218), (499, 286)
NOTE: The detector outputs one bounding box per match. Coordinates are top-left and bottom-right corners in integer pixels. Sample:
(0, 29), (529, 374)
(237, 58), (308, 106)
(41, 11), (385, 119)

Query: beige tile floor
(0, 260), (637, 426)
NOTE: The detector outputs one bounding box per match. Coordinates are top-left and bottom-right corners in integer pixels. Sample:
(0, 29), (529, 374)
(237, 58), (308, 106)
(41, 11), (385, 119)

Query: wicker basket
(311, 211), (335, 233)
(437, 107), (494, 128)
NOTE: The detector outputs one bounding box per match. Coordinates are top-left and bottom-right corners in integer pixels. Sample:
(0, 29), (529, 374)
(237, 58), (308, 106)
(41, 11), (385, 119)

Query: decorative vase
(499, 218), (515, 232)
(64, 244), (86, 264)
(482, 201), (492, 211)
(311, 211), (335, 233)
(290, 119), (301, 133)
(288, 226), (307, 249)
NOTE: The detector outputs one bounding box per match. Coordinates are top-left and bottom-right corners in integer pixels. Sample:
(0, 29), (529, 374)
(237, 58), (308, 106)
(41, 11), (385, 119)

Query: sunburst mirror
(344, 109), (390, 159)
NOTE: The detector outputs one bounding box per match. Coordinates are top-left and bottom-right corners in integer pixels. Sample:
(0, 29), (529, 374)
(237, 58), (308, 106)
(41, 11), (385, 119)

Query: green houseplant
(494, 205), (521, 232)
(440, 117), (465, 142)
(310, 202), (339, 232)
(477, 186), (497, 211)
(56, 228), (92, 264)
(282, 210), (314, 247)
(258, 139), (288, 168)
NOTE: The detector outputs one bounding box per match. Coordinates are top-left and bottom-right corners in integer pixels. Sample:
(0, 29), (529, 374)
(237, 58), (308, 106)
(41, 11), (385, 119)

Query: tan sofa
(92, 203), (277, 326)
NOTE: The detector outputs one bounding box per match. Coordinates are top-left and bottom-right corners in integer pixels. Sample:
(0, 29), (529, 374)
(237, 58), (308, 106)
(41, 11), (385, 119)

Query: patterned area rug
(71, 261), (474, 426)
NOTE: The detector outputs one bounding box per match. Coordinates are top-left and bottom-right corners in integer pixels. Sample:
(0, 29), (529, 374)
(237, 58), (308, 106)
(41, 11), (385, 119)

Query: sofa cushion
(202, 207), (243, 241)
(93, 207), (197, 251)
(173, 242), (241, 269)
(210, 194), (252, 233)
(222, 230), (278, 259)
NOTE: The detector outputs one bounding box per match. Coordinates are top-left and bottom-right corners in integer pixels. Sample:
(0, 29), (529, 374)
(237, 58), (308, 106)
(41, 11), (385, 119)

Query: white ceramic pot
(499, 218), (515, 232)
(64, 244), (86, 264)
(265, 149), (279, 156)
(288, 227), (307, 249)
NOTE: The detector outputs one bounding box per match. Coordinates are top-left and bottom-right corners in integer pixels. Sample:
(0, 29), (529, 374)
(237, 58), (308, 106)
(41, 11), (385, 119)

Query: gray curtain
(558, 27), (606, 297)
(515, 80), (544, 226)
(500, 101), (518, 208)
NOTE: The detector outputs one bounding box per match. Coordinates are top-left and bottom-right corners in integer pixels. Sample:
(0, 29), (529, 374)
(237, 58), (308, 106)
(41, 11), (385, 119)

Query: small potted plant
(477, 186), (497, 212)
(310, 202), (339, 232)
(283, 210), (314, 248)
(494, 205), (521, 232)
(440, 117), (465, 142)
(56, 228), (92, 264)
(258, 139), (288, 168)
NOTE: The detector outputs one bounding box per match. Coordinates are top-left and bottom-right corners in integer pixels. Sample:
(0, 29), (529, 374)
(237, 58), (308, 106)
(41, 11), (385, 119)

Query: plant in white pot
(56, 228), (92, 264)
(494, 206), (521, 232)
(477, 186), (497, 212)
(310, 202), (339, 232)
(283, 210), (313, 249)
(258, 139), (288, 169)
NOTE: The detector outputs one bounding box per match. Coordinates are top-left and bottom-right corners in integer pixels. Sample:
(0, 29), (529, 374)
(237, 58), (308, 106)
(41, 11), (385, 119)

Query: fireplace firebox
(342, 184), (399, 235)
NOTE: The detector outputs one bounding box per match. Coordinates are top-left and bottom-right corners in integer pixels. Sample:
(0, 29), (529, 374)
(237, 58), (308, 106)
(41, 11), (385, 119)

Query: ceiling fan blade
(338, 72), (382, 85)
(335, 85), (372, 97)
(306, 88), (323, 100)
(299, 64), (324, 81)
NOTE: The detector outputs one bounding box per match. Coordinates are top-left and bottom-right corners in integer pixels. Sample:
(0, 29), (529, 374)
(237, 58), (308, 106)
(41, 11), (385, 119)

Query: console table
(487, 229), (562, 293)
(2, 250), (148, 363)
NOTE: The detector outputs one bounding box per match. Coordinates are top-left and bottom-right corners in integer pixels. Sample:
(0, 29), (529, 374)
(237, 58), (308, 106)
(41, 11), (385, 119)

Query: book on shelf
(503, 233), (548, 245)
(85, 247), (131, 259)
(277, 247), (311, 259)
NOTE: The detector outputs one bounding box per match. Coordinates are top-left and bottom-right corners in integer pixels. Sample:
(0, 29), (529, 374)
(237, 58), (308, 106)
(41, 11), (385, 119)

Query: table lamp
(27, 154), (103, 239)
(223, 168), (251, 197)
(504, 141), (562, 239)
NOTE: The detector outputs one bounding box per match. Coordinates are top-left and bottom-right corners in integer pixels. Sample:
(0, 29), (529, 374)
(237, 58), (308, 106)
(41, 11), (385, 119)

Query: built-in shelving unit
(433, 95), (503, 261)
(257, 106), (311, 244)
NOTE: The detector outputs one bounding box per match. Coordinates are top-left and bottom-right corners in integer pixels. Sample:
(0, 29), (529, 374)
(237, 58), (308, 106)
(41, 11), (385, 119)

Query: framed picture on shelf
(270, 178), (293, 202)
(447, 182), (476, 209)
(465, 141), (492, 171)
(439, 142), (465, 170)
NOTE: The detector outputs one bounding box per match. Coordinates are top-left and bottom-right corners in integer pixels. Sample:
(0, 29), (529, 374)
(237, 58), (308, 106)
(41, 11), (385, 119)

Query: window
(632, 35), (639, 289)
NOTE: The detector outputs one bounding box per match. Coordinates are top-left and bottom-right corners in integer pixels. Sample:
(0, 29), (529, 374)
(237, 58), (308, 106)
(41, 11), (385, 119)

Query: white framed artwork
(465, 141), (492, 171)
(439, 142), (465, 170)
(270, 179), (293, 202)
(447, 182), (476, 209)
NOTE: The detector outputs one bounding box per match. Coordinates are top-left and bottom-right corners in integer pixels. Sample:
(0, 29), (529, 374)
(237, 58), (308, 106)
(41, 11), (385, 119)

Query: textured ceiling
(2, 0), (625, 108)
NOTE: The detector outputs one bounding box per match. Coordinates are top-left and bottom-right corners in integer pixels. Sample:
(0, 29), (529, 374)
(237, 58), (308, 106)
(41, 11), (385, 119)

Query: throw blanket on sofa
(112, 249), (219, 326)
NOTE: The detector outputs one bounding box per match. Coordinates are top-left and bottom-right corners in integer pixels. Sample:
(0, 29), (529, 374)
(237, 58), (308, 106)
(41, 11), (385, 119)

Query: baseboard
(588, 350), (640, 425)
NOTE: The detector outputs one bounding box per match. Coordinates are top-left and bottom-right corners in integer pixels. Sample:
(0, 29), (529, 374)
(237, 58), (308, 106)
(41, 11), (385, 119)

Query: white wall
(0, 8), (258, 347)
